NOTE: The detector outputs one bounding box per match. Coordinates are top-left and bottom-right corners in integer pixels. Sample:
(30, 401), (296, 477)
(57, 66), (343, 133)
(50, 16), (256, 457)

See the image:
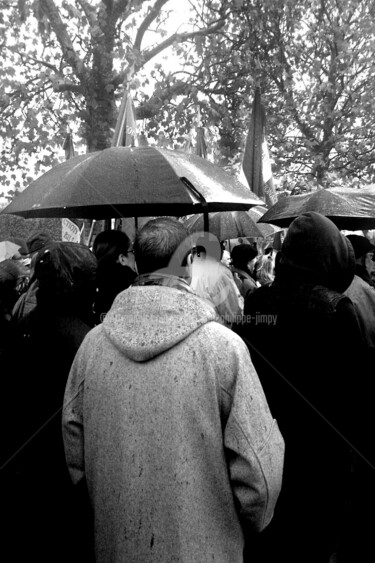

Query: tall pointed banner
(241, 87), (278, 208)
(183, 107), (207, 158)
(195, 107), (207, 158)
(112, 89), (138, 231)
(195, 126), (207, 159)
(62, 129), (75, 160)
(112, 90), (137, 147)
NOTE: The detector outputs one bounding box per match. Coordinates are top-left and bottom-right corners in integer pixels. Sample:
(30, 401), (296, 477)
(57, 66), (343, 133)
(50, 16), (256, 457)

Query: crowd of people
(0, 213), (374, 562)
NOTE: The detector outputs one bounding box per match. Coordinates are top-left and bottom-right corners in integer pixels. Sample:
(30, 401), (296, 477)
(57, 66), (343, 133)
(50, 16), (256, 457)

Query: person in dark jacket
(12, 230), (53, 324)
(344, 234), (375, 349)
(235, 212), (373, 563)
(1, 241), (97, 563)
(230, 243), (258, 298)
(0, 259), (27, 356)
(346, 233), (375, 287)
(92, 229), (137, 323)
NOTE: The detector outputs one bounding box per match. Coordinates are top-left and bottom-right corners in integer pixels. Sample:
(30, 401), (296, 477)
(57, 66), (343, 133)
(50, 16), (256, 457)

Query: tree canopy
(1, 0), (375, 204)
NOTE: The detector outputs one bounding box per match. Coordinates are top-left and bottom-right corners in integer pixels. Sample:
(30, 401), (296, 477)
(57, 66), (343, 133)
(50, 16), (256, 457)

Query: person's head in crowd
(277, 212), (355, 293)
(346, 234), (375, 277)
(34, 241), (97, 324)
(220, 241), (232, 267)
(230, 243), (258, 276)
(93, 229), (136, 273)
(253, 253), (275, 286)
(134, 217), (191, 276)
(20, 231), (53, 277)
(0, 259), (25, 314)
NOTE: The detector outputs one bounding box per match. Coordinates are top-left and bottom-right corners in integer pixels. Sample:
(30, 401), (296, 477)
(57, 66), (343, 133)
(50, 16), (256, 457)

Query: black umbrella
(1, 146), (263, 220)
(258, 187), (375, 230)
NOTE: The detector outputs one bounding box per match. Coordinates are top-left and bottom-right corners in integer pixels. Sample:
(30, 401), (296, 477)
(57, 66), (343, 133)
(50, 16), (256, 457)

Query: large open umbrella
(1, 146), (262, 220)
(258, 188), (375, 230)
(246, 206), (283, 238)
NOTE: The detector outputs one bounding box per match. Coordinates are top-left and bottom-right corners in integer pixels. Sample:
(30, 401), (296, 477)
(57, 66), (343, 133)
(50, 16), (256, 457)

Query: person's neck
(133, 271), (193, 292)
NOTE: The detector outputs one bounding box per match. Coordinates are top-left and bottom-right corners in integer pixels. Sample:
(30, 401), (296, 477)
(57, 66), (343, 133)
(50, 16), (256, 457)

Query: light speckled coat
(62, 284), (284, 563)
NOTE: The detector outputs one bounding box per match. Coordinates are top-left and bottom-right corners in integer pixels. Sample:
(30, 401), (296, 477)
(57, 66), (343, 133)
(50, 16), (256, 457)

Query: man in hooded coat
(235, 212), (373, 563)
(62, 217), (284, 563)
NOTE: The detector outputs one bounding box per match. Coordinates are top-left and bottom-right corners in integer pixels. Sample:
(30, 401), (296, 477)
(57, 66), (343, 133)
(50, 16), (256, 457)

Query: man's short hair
(134, 217), (190, 275)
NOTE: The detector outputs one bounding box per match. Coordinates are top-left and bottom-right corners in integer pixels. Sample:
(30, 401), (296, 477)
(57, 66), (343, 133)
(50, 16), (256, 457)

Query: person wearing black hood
(92, 229), (137, 324)
(235, 212), (373, 563)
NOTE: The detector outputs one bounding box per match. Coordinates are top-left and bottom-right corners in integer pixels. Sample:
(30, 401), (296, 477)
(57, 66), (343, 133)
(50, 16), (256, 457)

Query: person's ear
(118, 253), (127, 266)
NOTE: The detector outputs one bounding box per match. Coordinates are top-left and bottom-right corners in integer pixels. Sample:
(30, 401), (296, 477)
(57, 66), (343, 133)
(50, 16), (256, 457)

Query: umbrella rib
(180, 177), (206, 205)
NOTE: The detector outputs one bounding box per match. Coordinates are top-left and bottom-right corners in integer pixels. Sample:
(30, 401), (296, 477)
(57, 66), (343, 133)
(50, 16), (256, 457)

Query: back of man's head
(134, 217), (190, 275)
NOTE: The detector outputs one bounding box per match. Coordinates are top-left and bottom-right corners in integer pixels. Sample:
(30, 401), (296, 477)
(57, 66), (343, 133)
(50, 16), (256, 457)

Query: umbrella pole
(203, 210), (209, 232)
(87, 220), (96, 247)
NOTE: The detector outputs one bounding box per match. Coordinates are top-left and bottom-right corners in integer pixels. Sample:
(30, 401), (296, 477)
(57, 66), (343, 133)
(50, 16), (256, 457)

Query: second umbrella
(184, 210), (265, 240)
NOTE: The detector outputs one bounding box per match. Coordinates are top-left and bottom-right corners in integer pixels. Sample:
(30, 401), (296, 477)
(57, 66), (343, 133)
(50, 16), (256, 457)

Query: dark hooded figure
(235, 212), (373, 563)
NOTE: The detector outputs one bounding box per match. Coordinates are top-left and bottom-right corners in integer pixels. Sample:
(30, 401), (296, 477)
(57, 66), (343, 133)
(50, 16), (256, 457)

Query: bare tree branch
(133, 0), (170, 52)
(142, 20), (225, 65)
(75, 0), (97, 27)
(39, 0), (88, 81)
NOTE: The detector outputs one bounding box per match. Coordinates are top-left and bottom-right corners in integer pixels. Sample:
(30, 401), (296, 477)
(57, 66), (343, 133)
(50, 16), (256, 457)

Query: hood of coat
(276, 211), (355, 293)
(102, 284), (218, 362)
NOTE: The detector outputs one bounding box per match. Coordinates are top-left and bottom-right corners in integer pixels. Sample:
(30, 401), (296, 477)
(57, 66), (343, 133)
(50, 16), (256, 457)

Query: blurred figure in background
(92, 229), (137, 324)
(345, 234), (375, 349)
(0, 259), (28, 356)
(1, 241), (97, 563)
(190, 233), (243, 326)
(230, 243), (258, 298)
(12, 231), (53, 324)
(346, 234), (375, 287)
(220, 240), (232, 267)
(252, 253), (275, 287)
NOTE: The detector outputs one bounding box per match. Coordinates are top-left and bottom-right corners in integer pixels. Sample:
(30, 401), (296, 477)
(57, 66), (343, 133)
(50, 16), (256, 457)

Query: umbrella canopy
(0, 240), (21, 262)
(247, 206), (283, 238)
(1, 146), (263, 220)
(258, 188), (375, 230)
(184, 206), (283, 241)
(184, 210), (265, 241)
